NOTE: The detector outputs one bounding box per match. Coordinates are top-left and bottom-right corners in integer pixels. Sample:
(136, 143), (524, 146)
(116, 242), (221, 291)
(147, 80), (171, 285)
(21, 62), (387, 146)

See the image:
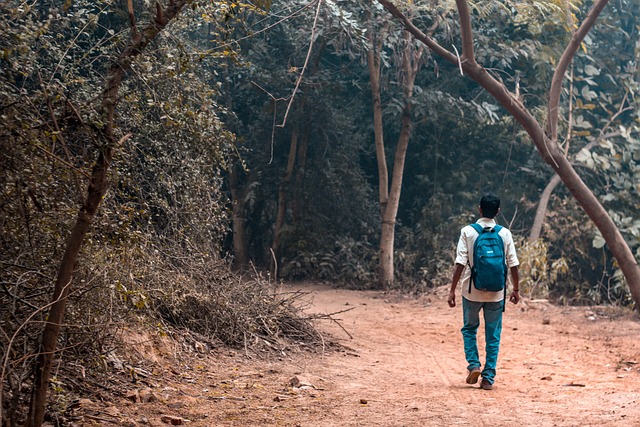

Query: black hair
(480, 192), (500, 219)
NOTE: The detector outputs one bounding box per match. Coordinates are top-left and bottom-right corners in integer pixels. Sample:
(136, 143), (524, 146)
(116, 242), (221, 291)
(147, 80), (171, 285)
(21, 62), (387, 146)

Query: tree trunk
(27, 149), (113, 427)
(229, 160), (249, 269)
(369, 25), (421, 289)
(292, 126), (309, 222)
(379, 104), (413, 288)
(366, 20), (388, 218)
(271, 129), (298, 272)
(529, 108), (626, 243)
(26, 2), (190, 425)
(365, 16), (389, 288)
(529, 174), (562, 243)
(378, 0), (640, 310)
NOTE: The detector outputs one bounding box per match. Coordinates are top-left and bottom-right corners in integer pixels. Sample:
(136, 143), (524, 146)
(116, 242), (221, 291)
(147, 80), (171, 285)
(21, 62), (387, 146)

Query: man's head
(479, 192), (500, 219)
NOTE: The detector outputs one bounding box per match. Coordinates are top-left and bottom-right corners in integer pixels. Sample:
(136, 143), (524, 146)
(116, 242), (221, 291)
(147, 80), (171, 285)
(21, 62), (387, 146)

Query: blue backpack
(468, 223), (508, 295)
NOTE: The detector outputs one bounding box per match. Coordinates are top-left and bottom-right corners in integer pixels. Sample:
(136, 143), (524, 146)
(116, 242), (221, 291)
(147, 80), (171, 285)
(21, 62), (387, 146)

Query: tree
(378, 0), (640, 309)
(529, 0), (640, 245)
(25, 1), (194, 424)
(365, 3), (433, 289)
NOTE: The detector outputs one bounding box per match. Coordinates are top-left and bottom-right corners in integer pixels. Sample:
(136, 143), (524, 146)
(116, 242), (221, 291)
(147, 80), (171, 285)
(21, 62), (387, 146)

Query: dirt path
(287, 283), (640, 426)
(104, 283), (640, 426)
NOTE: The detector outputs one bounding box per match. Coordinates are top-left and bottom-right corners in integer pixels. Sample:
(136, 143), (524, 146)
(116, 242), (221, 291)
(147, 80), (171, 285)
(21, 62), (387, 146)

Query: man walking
(447, 192), (520, 390)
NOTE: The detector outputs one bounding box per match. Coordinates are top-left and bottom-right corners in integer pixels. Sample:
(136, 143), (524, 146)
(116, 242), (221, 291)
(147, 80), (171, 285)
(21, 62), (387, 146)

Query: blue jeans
(461, 298), (503, 384)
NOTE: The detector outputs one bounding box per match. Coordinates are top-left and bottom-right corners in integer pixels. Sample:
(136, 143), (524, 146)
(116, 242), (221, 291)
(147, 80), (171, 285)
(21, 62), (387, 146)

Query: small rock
(160, 415), (184, 425)
(360, 399), (368, 405)
(167, 402), (183, 410)
(542, 318), (550, 325)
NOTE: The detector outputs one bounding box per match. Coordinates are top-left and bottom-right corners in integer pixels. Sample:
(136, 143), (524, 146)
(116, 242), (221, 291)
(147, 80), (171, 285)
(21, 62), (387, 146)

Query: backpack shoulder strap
(469, 223), (483, 234)
(493, 224), (503, 233)
(467, 223), (483, 293)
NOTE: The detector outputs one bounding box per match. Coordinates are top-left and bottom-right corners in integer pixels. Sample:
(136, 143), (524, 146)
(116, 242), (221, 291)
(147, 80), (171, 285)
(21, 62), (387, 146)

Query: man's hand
(447, 289), (456, 308)
(509, 290), (520, 304)
(448, 264), (464, 308)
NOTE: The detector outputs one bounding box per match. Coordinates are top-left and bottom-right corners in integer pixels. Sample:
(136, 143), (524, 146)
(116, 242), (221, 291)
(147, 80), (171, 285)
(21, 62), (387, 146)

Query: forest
(1, 0), (639, 425)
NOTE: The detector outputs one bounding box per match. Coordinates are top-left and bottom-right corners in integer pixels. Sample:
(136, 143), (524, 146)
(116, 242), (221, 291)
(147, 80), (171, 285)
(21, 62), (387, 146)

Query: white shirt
(455, 217), (520, 302)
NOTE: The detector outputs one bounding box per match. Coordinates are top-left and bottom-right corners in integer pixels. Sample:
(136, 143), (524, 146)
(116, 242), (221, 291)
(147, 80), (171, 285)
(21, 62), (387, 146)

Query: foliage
(539, 196), (633, 305)
(0, 0), (303, 424)
(282, 236), (378, 287)
(562, 0), (640, 298)
(219, 0), (639, 304)
(517, 238), (569, 299)
(392, 192), (461, 292)
(215, 0), (380, 270)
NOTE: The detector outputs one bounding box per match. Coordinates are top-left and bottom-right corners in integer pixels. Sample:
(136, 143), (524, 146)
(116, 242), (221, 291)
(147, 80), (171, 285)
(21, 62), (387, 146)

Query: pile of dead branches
(141, 250), (326, 352)
(1, 237), (334, 426)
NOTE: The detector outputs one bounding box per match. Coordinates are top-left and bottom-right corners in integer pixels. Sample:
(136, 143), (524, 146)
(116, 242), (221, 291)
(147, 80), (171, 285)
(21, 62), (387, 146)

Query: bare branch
(454, 0), (476, 65)
(156, 1), (164, 26)
(377, 0), (457, 64)
(378, 0), (548, 160)
(277, 0), (323, 128)
(547, 0), (610, 141)
(127, 0), (138, 37)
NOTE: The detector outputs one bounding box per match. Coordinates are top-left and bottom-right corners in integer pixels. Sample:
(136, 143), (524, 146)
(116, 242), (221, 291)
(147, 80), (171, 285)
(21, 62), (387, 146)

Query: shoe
(480, 379), (493, 390)
(466, 368), (481, 384)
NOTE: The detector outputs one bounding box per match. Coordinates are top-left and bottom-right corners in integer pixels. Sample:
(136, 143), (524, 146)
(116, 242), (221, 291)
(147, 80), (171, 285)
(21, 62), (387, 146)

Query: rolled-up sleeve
(454, 228), (469, 266)
(502, 229), (520, 268)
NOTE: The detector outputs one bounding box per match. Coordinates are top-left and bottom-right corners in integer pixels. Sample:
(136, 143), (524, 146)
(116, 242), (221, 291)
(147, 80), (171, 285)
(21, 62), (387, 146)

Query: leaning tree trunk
(378, 0), (640, 309)
(530, 120), (627, 242)
(26, 148), (115, 427)
(25, 2), (190, 425)
(529, 174), (562, 243)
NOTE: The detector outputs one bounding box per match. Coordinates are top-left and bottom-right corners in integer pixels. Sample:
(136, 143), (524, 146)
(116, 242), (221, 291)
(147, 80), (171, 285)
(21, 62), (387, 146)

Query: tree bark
(366, 16), (389, 218)
(365, 13), (390, 288)
(229, 160), (249, 269)
(292, 126), (309, 222)
(529, 174), (562, 243)
(271, 129), (298, 271)
(530, 132), (625, 243)
(377, 0), (640, 310)
(369, 23), (421, 289)
(379, 101), (412, 288)
(26, 2), (190, 425)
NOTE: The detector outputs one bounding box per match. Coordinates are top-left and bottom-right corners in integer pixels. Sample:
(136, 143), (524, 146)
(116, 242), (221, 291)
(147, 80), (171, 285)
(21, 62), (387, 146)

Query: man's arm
(508, 266), (520, 304)
(448, 263), (465, 308)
